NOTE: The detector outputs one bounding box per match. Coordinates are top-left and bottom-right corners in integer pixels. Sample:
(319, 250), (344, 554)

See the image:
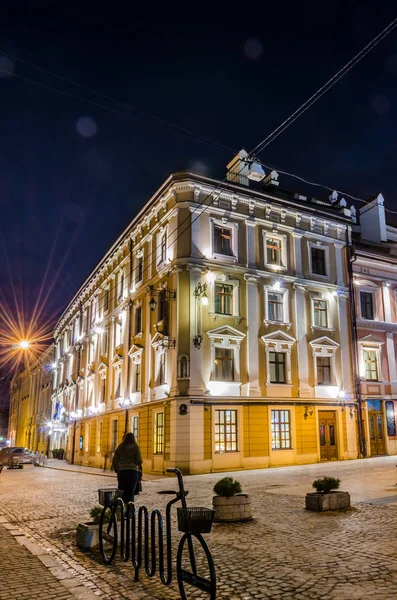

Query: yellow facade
(22, 157), (360, 472)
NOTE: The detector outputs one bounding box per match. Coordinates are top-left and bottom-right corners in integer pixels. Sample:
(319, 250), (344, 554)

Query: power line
(249, 15), (397, 158)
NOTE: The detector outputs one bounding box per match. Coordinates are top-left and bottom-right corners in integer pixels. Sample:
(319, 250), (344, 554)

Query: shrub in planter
(52, 449), (59, 459)
(212, 477), (252, 522)
(76, 505), (108, 551)
(312, 477), (340, 493)
(306, 476), (350, 512)
(57, 449), (65, 460)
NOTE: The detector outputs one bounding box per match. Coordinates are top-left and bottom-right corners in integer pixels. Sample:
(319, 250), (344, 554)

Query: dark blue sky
(2, 2), (397, 401)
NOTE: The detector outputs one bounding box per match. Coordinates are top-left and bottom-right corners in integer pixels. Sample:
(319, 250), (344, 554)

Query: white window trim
(310, 293), (334, 332)
(209, 217), (238, 262)
(309, 336), (340, 386)
(117, 268), (126, 302)
(209, 275), (240, 320)
(263, 230), (288, 271)
(264, 284), (291, 329)
(133, 249), (144, 291)
(156, 225), (170, 270)
(206, 326), (245, 395)
(261, 330), (296, 385)
(133, 300), (143, 338)
(128, 344), (143, 395)
(356, 281), (379, 321)
(270, 407), (294, 451)
(308, 241), (330, 280)
(359, 342), (383, 381)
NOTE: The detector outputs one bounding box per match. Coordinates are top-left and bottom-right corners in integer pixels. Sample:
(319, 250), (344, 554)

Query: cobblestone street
(1, 457), (397, 599)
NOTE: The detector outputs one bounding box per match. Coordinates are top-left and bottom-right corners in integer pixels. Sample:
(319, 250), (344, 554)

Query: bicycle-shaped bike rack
(98, 468), (216, 600)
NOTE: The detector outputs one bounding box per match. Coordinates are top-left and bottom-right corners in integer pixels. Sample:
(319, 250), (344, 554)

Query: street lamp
(19, 340), (29, 349)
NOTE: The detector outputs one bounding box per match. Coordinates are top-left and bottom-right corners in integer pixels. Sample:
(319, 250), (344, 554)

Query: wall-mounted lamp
(149, 298), (157, 312)
(303, 405), (313, 420)
(193, 333), (203, 349)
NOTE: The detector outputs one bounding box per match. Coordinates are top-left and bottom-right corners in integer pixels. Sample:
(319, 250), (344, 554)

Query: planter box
(76, 522), (99, 550)
(305, 491), (351, 512)
(212, 494), (252, 522)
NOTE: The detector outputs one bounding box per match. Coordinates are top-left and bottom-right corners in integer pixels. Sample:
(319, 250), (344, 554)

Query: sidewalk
(0, 523), (74, 600)
(42, 458), (162, 480)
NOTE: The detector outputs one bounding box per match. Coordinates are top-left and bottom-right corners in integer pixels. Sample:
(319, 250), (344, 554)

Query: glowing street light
(19, 340), (30, 349)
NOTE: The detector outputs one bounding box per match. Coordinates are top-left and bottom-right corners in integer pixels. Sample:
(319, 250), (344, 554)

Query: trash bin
(98, 488), (121, 506)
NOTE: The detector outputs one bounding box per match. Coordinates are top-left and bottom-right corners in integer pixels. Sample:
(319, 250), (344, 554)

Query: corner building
(53, 152), (358, 474)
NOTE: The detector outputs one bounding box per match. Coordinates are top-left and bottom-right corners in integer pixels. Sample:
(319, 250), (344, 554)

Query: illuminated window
(313, 299), (328, 328)
(215, 409), (238, 453)
(266, 237), (282, 266)
(364, 349), (378, 380)
(214, 347), (234, 381)
(135, 254), (143, 285)
(154, 412), (164, 454)
(133, 362), (141, 392)
(132, 416), (139, 443)
(268, 293), (283, 321)
(215, 283), (233, 315)
(271, 410), (291, 449)
(135, 306), (142, 334)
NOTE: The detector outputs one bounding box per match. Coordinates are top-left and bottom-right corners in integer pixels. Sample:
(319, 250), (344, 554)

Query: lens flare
(19, 340), (29, 349)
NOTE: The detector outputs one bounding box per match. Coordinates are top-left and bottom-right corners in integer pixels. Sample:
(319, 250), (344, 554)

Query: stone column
(382, 281), (392, 323)
(244, 274), (261, 396)
(190, 201), (202, 258)
(293, 282), (310, 397)
(246, 220), (256, 269)
(334, 243), (345, 287)
(292, 233), (303, 278)
(337, 292), (353, 393)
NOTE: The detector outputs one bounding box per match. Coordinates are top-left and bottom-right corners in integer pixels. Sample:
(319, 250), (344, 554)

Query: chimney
(226, 149), (249, 186)
(359, 193), (387, 243)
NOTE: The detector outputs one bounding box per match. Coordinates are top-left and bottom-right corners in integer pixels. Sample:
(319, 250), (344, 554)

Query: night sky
(2, 2), (397, 404)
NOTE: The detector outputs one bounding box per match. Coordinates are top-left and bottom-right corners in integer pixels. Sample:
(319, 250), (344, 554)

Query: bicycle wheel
(176, 533), (216, 600)
(99, 505), (118, 565)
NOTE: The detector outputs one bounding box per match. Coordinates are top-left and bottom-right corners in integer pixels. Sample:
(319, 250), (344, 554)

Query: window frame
(154, 412), (164, 455)
(269, 351), (286, 383)
(214, 347), (235, 381)
(214, 282), (233, 315)
(214, 409), (238, 453)
(263, 231), (288, 271)
(261, 330), (296, 385)
(316, 356), (332, 385)
(308, 242), (330, 280)
(360, 291), (375, 320)
(363, 348), (379, 381)
(264, 286), (290, 327)
(209, 217), (238, 262)
(271, 409), (292, 450)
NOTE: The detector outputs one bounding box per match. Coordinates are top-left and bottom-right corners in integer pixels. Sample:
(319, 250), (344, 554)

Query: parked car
(0, 447), (34, 469)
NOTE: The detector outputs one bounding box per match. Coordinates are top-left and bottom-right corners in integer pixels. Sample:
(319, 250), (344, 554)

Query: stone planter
(76, 522), (99, 550)
(212, 494), (252, 522)
(305, 491), (351, 512)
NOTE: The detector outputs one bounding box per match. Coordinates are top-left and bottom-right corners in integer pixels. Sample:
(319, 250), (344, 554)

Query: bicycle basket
(98, 488), (121, 506)
(177, 507), (215, 534)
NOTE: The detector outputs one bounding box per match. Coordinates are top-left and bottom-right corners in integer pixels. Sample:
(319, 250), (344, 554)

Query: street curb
(37, 463), (116, 478)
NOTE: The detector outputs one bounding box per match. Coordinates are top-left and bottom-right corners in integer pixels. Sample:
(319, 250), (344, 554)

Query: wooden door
(319, 411), (338, 461)
(368, 412), (386, 455)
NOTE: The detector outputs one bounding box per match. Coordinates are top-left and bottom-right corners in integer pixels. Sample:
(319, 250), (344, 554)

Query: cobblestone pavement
(1, 457), (397, 599)
(0, 523), (74, 600)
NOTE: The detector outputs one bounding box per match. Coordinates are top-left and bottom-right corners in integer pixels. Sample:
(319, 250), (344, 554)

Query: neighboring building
(52, 151), (358, 474)
(0, 408), (9, 447)
(352, 194), (397, 457)
(8, 345), (54, 452)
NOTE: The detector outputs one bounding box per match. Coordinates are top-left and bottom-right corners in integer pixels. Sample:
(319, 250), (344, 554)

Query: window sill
(209, 313), (243, 325)
(134, 280), (143, 291)
(311, 326), (335, 332)
(266, 383), (293, 387)
(212, 253), (238, 263)
(264, 320), (292, 330)
(309, 272), (329, 280)
(265, 264), (287, 272)
(271, 447), (293, 451)
(214, 451), (240, 454)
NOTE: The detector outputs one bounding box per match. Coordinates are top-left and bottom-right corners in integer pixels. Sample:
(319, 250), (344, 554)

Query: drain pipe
(347, 239), (367, 458)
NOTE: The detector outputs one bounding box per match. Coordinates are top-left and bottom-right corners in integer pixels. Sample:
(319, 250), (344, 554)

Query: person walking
(112, 432), (142, 504)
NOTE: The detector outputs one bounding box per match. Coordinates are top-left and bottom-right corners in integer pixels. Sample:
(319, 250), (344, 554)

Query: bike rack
(99, 468), (216, 599)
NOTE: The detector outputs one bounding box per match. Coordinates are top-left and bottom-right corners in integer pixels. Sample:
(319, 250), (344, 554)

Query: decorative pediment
(261, 330), (296, 344)
(261, 329), (296, 353)
(86, 368), (95, 381)
(98, 361), (108, 379)
(112, 352), (124, 367)
(151, 333), (175, 352)
(354, 279), (379, 289)
(310, 336), (339, 356)
(358, 334), (384, 345)
(309, 336), (340, 349)
(206, 325), (246, 347)
(128, 343), (144, 357)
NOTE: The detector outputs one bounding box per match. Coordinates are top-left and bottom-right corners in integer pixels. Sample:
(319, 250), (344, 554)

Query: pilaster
(334, 243), (345, 287)
(246, 220), (256, 269)
(244, 273), (261, 396)
(292, 233), (303, 278)
(293, 282), (310, 397)
(382, 281), (392, 323)
(337, 292), (353, 394)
